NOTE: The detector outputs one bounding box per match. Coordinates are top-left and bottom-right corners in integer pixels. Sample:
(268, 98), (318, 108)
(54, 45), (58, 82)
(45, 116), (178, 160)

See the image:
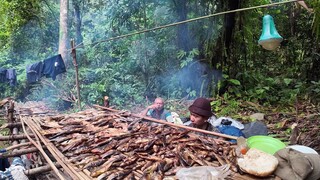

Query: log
(0, 134), (35, 141)
(0, 147), (41, 158)
(24, 162), (61, 176)
(93, 104), (238, 140)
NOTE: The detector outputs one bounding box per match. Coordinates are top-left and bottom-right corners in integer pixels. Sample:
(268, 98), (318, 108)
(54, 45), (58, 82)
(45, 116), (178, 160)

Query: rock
(250, 113), (265, 121)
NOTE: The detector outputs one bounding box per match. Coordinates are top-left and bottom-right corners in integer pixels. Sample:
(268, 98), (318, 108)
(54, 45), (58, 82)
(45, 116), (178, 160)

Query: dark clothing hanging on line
(0, 68), (6, 83)
(42, 54), (66, 80)
(26, 61), (43, 83)
(5, 69), (17, 86)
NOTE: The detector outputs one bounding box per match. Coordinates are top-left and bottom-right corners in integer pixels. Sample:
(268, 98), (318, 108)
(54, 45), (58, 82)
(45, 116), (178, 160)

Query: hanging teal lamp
(258, 15), (283, 51)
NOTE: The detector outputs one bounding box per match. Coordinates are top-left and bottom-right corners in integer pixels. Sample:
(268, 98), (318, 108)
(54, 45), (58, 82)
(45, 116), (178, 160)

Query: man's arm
(140, 104), (155, 116)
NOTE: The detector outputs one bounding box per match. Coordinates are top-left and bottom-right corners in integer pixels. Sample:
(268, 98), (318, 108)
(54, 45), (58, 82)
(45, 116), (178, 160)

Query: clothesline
(68, 0), (302, 51)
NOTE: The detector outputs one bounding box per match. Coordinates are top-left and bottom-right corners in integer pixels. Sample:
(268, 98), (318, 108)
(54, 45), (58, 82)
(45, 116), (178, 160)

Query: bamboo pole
(70, 39), (81, 110)
(0, 134), (34, 141)
(93, 104), (238, 140)
(20, 117), (67, 180)
(24, 116), (90, 180)
(30, 116), (91, 180)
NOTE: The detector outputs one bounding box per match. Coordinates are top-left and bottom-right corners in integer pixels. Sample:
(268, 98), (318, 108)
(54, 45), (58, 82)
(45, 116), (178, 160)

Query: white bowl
(287, 145), (318, 154)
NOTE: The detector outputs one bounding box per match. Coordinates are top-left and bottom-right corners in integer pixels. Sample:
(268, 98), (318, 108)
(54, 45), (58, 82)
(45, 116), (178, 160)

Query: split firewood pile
(25, 108), (238, 179)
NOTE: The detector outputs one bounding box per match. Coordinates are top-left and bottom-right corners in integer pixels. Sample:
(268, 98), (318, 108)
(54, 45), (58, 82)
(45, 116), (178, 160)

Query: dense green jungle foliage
(0, 0), (319, 113)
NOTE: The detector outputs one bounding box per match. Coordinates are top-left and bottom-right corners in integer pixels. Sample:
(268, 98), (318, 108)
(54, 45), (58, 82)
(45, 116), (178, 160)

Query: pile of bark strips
(36, 108), (238, 179)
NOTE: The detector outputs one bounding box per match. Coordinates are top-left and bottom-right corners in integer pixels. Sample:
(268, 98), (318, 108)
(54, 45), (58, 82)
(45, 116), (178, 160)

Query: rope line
(68, 0), (301, 51)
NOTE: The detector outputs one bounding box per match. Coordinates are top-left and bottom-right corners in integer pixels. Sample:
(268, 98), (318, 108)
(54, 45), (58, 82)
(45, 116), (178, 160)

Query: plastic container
(287, 145), (318, 154)
(247, 135), (286, 155)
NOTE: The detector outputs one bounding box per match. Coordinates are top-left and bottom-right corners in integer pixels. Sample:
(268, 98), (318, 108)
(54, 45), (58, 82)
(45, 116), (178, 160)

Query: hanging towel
(5, 69), (17, 86)
(42, 54), (66, 80)
(26, 61), (43, 83)
(0, 68), (7, 83)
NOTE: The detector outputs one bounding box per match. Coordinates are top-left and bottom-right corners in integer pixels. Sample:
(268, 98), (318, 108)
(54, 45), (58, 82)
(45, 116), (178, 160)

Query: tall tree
(72, 0), (83, 45)
(59, 0), (69, 65)
(172, 0), (192, 52)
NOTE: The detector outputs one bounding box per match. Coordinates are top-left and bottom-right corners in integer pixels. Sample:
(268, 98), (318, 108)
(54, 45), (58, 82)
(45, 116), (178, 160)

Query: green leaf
(283, 78), (292, 86)
(228, 79), (241, 86)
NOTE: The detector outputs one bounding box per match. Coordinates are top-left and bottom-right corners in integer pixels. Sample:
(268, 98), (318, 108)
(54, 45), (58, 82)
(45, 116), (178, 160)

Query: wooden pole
(93, 104), (238, 140)
(20, 117), (66, 180)
(24, 162), (61, 176)
(71, 39), (81, 110)
(5, 142), (33, 151)
(8, 100), (14, 132)
(0, 122), (22, 129)
(0, 147), (40, 158)
(23, 116), (90, 180)
(0, 134), (34, 141)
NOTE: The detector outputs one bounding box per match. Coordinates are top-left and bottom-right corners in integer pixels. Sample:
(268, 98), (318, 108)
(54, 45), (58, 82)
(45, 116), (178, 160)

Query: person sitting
(141, 97), (173, 122)
(188, 98), (219, 132)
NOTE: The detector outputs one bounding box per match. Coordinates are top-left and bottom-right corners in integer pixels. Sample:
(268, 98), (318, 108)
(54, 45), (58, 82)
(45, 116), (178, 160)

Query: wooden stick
(93, 104), (238, 140)
(0, 134), (34, 141)
(21, 117), (66, 180)
(24, 162), (61, 176)
(5, 141), (33, 151)
(71, 39), (81, 110)
(25, 116), (90, 180)
(0, 122), (22, 129)
(0, 147), (40, 158)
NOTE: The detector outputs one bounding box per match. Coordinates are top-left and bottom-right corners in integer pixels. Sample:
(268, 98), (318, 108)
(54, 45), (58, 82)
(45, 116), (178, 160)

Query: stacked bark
(34, 108), (238, 179)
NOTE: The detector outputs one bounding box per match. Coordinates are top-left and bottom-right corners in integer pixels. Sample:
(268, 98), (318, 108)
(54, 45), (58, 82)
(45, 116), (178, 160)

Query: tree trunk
(72, 0), (83, 45)
(59, 0), (69, 65)
(173, 0), (191, 52)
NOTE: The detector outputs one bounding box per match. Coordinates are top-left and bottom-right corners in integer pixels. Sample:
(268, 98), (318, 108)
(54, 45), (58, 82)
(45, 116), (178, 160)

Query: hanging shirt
(0, 68), (7, 83)
(42, 54), (66, 80)
(5, 69), (17, 86)
(26, 61), (43, 83)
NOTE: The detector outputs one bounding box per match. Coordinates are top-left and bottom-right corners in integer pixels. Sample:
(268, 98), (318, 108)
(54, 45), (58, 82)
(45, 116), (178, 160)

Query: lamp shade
(258, 15), (283, 51)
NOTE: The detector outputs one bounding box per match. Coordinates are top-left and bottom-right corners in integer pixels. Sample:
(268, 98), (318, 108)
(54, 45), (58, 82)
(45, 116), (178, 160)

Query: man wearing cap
(188, 98), (219, 132)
